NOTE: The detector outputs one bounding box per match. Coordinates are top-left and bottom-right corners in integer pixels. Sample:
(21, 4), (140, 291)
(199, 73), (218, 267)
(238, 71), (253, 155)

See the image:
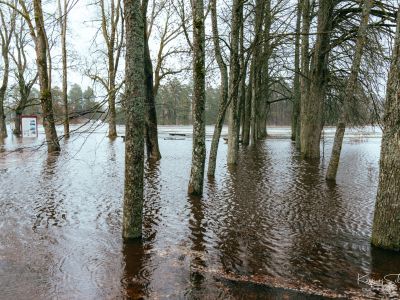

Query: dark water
(1, 126), (400, 299)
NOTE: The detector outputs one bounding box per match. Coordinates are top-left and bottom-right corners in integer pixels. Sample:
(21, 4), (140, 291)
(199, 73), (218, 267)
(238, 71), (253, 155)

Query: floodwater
(1, 124), (399, 299)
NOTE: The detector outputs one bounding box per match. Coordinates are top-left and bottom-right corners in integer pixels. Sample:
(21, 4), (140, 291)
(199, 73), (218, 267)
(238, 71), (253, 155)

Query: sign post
(21, 115), (38, 138)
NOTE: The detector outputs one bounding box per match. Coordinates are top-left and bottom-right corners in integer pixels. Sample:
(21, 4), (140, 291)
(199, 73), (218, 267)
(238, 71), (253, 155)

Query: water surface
(1, 125), (399, 299)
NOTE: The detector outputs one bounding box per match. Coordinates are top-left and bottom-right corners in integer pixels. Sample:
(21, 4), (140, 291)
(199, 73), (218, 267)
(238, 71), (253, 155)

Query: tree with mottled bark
(371, 7), (400, 250)
(325, 0), (373, 181)
(123, 0), (145, 239)
(188, 0), (206, 195)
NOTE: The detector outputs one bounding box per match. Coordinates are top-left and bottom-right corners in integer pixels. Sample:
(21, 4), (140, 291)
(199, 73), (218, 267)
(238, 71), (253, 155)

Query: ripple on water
(1, 128), (398, 299)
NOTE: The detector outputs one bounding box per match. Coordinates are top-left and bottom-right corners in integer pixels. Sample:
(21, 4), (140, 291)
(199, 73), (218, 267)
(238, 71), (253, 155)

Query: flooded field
(1, 124), (399, 299)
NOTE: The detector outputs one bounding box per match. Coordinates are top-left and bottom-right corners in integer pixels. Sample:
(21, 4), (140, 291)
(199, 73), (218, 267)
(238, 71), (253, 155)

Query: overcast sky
(60, 1), (99, 88)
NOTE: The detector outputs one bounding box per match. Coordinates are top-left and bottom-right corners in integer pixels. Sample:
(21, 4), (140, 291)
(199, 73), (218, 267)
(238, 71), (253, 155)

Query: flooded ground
(1, 124), (399, 299)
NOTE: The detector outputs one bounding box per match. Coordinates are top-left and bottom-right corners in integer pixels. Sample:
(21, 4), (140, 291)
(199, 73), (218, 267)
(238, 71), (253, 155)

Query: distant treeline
(6, 80), (377, 127)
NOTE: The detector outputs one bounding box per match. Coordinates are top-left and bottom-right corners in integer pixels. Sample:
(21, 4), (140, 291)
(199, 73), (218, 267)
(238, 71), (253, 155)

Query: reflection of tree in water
(187, 194), (207, 295)
(361, 247), (400, 298)
(143, 160), (162, 240)
(121, 161), (162, 299)
(213, 143), (272, 275)
(285, 156), (359, 292)
(213, 165), (242, 274)
(371, 246), (400, 282)
(122, 240), (151, 299)
(32, 153), (67, 231)
(239, 144), (275, 275)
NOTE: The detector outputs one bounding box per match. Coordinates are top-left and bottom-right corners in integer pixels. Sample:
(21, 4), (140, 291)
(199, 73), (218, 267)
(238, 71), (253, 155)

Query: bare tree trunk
(299, 0), (311, 149)
(108, 64), (118, 139)
(207, 0), (228, 177)
(257, 70), (268, 139)
(0, 8), (15, 140)
(242, 64), (252, 146)
(371, 8), (400, 250)
(58, 0), (69, 138)
(227, 0), (243, 165)
(0, 89), (6, 140)
(13, 83), (29, 135)
(33, 0), (60, 152)
(14, 114), (21, 134)
(10, 19), (37, 136)
(237, 20), (246, 141)
(300, 0), (334, 159)
(238, 35), (246, 142)
(250, 59), (258, 145)
(12, 74), (37, 136)
(142, 0), (161, 161)
(325, 0), (373, 181)
(144, 40), (161, 160)
(239, 79), (246, 140)
(291, 0), (302, 142)
(249, 0), (265, 145)
(123, 0), (145, 239)
(238, 26), (248, 144)
(0, 79), (7, 140)
(0, 58), (7, 139)
(257, 0), (271, 139)
(188, 0), (206, 195)
(99, 0), (122, 139)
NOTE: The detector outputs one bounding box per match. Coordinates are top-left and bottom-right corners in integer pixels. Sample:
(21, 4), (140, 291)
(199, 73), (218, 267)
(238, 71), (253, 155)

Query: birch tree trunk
(123, 0), (145, 239)
(188, 0), (206, 195)
(207, 0), (228, 177)
(33, 0), (60, 152)
(325, 0), (373, 181)
(300, 0), (334, 159)
(371, 8), (400, 250)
